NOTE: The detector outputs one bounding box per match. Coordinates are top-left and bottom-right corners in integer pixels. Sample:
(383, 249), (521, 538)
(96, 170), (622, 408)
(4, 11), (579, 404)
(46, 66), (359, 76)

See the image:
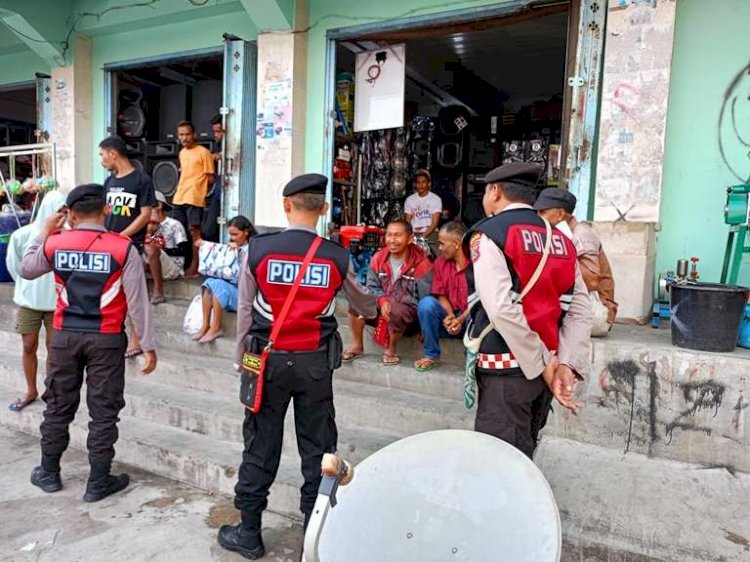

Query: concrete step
(0, 318), (467, 403)
(0, 383), (305, 519)
(0, 347), (472, 441)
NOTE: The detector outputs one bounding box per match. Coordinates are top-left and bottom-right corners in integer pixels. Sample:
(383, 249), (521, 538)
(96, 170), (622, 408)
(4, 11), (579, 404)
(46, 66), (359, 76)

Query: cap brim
(532, 201), (553, 211)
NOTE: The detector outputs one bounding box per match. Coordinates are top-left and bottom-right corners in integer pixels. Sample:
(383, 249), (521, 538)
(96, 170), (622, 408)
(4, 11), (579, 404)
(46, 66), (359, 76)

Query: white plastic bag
(183, 294), (203, 335)
(590, 291), (612, 337)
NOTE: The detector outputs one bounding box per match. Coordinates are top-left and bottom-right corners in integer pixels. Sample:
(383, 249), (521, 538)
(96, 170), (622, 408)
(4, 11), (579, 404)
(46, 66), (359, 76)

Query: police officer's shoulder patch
(470, 232), (482, 263)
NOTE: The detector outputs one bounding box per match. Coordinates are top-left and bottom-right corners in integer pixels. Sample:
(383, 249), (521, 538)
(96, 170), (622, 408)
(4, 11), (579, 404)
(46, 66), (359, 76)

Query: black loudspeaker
(463, 192), (486, 227)
(191, 80), (222, 140)
(151, 159), (180, 197)
(160, 84), (191, 141)
(131, 159), (145, 175)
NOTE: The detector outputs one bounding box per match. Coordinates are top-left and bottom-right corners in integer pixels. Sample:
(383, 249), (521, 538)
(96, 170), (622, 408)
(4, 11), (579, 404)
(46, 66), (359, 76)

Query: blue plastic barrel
(738, 304), (750, 349)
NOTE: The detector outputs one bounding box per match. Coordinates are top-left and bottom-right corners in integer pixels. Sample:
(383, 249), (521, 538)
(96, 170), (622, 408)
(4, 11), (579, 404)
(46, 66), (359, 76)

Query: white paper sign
(354, 44), (406, 132)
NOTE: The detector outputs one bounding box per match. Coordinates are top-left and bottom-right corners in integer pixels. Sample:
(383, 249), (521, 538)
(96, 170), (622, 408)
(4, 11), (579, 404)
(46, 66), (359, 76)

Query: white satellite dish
(309, 430), (561, 562)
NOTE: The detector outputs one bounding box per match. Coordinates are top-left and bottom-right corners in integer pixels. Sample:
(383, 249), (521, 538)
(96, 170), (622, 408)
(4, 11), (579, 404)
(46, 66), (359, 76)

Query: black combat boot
(83, 461), (130, 503)
(30, 454), (62, 493)
(217, 511), (265, 560)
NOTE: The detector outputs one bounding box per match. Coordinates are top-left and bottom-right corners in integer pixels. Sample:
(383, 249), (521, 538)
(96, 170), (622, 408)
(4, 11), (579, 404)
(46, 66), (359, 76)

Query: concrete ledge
(544, 325), (750, 472)
(537, 436), (750, 562)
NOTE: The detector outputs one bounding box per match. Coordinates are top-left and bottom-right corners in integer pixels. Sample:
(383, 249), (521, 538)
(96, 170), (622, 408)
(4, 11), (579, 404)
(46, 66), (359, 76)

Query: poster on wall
(354, 44), (406, 132)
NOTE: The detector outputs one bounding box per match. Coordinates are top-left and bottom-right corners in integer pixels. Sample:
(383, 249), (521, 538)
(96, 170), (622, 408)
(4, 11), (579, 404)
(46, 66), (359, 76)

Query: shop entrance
(325, 0), (603, 239)
(0, 80), (37, 179)
(103, 38), (257, 227)
(106, 52), (223, 199)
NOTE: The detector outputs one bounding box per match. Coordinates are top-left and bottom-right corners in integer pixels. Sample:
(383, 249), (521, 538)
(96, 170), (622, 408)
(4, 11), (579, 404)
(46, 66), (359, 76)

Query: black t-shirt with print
(104, 170), (157, 243)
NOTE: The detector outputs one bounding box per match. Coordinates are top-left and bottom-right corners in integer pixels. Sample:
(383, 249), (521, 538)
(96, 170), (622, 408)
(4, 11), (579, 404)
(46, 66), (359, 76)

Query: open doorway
(107, 52), (223, 199)
(0, 82), (37, 179)
(328, 4), (574, 239)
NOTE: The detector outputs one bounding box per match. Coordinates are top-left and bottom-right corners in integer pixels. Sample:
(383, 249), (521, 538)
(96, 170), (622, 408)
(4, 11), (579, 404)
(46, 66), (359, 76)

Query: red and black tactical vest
(246, 229), (349, 351)
(464, 207), (577, 375)
(43, 228), (132, 334)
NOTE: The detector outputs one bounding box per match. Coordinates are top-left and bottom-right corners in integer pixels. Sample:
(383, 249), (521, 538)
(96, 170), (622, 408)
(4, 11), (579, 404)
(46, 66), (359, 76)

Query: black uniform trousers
(474, 372), (553, 459)
(234, 349), (337, 520)
(41, 331), (127, 466)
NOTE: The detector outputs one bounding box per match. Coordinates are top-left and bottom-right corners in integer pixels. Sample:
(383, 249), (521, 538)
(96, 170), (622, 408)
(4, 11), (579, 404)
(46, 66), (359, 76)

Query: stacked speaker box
(191, 80), (222, 140)
(160, 84), (191, 141)
(146, 140), (180, 198)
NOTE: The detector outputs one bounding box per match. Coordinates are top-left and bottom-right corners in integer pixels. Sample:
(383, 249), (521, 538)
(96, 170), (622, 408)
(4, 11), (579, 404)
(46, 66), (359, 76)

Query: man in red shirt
(415, 221), (469, 371)
(343, 219), (432, 366)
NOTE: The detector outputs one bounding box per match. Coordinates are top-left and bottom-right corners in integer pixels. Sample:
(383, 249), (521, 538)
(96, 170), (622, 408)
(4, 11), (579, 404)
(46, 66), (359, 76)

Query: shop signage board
(353, 44), (406, 132)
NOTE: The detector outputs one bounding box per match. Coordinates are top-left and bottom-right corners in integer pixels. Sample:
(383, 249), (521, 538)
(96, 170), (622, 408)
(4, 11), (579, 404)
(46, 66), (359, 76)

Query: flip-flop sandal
(150, 295), (166, 305)
(8, 397), (36, 412)
(382, 354), (401, 366)
(125, 348), (144, 359)
(341, 350), (364, 363)
(414, 358), (440, 372)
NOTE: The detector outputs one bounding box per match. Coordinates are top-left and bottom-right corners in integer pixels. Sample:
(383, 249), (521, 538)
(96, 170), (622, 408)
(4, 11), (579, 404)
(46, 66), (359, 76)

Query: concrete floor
(0, 426), (303, 562)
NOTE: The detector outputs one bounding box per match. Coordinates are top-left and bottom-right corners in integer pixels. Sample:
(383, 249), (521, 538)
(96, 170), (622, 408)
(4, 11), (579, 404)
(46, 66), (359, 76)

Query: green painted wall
(89, 9), (258, 182)
(659, 0), (750, 283)
(303, 0), (521, 172)
(0, 50), (49, 86)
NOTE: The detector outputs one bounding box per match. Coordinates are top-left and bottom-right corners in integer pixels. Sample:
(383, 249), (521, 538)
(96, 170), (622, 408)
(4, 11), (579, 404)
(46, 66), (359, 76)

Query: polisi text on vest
(54, 250), (112, 273)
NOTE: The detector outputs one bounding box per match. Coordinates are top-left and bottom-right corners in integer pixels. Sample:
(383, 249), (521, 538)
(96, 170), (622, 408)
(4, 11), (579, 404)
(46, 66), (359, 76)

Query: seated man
(534, 188), (617, 336)
(343, 219), (432, 366)
(143, 191), (189, 304)
(415, 221), (469, 372)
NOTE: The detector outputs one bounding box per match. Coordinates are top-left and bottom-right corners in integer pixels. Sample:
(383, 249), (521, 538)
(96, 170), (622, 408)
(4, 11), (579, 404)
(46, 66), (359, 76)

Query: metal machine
(721, 184), (750, 285)
(303, 430), (561, 562)
(652, 257), (699, 328)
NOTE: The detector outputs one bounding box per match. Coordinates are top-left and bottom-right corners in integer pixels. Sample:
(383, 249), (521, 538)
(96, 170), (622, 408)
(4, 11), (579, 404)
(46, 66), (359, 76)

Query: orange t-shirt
(173, 145), (214, 207)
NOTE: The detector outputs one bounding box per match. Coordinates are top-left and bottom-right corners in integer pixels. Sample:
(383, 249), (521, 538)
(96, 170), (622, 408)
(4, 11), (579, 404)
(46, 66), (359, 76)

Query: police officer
(463, 162), (592, 458)
(218, 174), (377, 559)
(20, 183), (157, 501)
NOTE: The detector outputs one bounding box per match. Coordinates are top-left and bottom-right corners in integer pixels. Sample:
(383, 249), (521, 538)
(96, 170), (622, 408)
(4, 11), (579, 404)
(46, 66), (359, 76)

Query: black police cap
(533, 187), (577, 214)
(282, 173), (328, 197)
(66, 183), (106, 208)
(484, 162), (543, 187)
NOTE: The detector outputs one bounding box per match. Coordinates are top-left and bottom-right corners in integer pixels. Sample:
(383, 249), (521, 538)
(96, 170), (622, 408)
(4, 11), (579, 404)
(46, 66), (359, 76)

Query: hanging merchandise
(408, 117), (436, 174)
(502, 141), (526, 164)
(390, 128), (408, 198)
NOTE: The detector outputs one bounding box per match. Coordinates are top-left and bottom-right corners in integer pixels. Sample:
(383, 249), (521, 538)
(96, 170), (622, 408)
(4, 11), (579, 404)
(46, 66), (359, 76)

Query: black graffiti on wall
(665, 380), (725, 444)
(718, 63), (750, 183)
(599, 358), (727, 453)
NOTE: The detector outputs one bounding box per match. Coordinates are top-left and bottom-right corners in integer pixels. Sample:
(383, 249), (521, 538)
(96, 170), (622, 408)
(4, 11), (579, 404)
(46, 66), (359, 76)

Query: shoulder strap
(463, 218), (553, 352)
(267, 236), (323, 350)
(517, 218), (552, 302)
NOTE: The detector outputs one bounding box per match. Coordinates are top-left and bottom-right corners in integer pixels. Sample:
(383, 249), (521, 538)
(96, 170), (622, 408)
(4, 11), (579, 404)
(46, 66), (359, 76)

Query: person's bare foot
(192, 329), (208, 341)
(198, 330), (224, 343)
